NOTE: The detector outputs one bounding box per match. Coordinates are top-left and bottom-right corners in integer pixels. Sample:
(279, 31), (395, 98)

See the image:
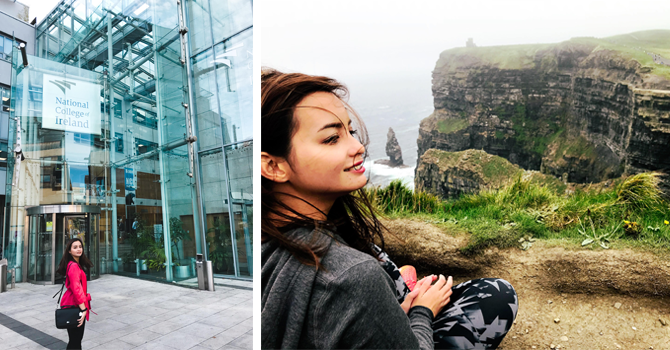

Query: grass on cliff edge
(364, 173), (670, 255)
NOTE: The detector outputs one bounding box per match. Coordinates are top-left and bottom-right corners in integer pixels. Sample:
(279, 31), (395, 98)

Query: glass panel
(27, 216), (38, 281)
(65, 216), (87, 243)
(225, 141), (252, 277)
(39, 214), (54, 283)
(55, 214), (64, 280)
(192, 48), (222, 149)
(200, 150), (234, 275)
(210, 0), (252, 44)
(90, 213), (99, 278)
(214, 28), (252, 144)
(4, 37), (12, 57)
(187, 0), (212, 54)
(28, 214), (53, 282)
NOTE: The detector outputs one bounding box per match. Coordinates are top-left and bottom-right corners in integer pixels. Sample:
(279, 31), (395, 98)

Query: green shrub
(366, 180), (442, 214)
(616, 172), (664, 213)
(370, 172), (670, 253)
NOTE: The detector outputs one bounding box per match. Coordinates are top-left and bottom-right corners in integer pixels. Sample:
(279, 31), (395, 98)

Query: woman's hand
(400, 275), (436, 314)
(411, 274), (453, 318)
(77, 311), (87, 327)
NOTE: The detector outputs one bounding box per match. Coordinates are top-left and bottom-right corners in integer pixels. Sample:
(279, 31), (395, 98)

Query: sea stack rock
(385, 127), (404, 167)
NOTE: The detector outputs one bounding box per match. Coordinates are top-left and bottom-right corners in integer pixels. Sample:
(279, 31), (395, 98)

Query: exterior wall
(0, 0), (30, 24)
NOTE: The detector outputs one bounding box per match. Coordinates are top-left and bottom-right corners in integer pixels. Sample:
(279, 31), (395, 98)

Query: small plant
(518, 235), (536, 250)
(616, 172), (663, 212)
(125, 217), (154, 260)
(207, 218), (234, 273)
(623, 220), (642, 236)
(647, 226), (660, 232)
(169, 217), (191, 262)
(578, 216), (621, 249)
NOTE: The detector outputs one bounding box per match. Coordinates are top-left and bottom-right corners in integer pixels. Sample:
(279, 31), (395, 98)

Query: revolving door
(24, 205), (100, 284)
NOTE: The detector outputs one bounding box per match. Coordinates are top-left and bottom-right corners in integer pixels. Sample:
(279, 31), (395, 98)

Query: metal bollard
(0, 259), (7, 293)
(204, 260), (215, 292)
(10, 268), (15, 289)
(195, 254), (205, 290)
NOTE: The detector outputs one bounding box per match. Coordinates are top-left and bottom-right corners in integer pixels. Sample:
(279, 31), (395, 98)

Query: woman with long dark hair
(56, 238), (93, 349)
(261, 68), (519, 349)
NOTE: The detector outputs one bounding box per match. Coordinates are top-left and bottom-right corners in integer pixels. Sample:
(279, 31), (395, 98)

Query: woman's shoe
(399, 265), (417, 291)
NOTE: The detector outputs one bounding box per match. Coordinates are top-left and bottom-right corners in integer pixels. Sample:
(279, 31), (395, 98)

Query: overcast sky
(262, 0), (670, 85)
(19, 0), (60, 25)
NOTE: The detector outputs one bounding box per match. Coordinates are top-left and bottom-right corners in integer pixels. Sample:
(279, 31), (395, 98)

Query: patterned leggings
(432, 278), (518, 349)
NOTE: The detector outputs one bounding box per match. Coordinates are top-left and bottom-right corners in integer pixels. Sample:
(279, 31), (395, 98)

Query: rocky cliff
(417, 30), (670, 188)
(415, 149), (568, 199)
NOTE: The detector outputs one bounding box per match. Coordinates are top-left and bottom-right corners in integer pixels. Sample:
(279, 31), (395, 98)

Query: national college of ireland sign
(42, 74), (102, 135)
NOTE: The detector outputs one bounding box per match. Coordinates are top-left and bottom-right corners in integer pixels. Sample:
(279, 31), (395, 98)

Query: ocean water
(346, 74), (434, 190)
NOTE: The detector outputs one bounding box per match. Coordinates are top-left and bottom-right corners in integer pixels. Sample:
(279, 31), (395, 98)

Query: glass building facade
(1, 0), (253, 285)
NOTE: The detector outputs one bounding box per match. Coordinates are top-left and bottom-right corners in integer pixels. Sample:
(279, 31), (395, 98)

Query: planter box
(174, 265), (191, 279)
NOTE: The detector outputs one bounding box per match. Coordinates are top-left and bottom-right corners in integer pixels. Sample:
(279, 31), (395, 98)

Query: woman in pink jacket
(56, 238), (93, 349)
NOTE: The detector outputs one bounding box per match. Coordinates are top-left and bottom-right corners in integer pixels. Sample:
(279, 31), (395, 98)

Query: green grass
(437, 30), (670, 80)
(367, 173), (670, 255)
(437, 43), (554, 71)
(552, 134), (597, 161)
(437, 118), (469, 134)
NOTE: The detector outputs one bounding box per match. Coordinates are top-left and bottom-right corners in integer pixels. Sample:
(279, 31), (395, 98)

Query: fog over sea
(345, 73), (434, 190)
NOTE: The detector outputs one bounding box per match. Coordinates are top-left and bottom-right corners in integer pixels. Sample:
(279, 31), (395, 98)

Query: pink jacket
(61, 261), (91, 321)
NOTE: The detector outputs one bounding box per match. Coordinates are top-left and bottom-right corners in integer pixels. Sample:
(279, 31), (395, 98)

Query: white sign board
(42, 74), (101, 135)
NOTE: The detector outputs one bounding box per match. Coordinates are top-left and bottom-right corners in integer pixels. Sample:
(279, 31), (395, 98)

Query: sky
(262, 0), (670, 86)
(18, 0), (61, 25)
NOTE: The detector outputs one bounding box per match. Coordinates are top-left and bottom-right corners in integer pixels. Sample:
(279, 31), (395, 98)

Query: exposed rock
(414, 148), (565, 199)
(418, 30), (670, 190)
(385, 127), (403, 167)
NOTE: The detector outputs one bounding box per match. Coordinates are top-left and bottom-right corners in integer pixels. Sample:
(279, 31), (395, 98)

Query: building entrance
(25, 205), (100, 284)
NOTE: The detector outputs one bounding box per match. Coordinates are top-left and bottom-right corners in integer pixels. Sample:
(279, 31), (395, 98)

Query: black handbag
(53, 264), (84, 329)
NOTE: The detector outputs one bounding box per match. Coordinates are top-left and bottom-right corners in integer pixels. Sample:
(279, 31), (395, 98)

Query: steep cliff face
(418, 31), (670, 185)
(415, 149), (566, 199)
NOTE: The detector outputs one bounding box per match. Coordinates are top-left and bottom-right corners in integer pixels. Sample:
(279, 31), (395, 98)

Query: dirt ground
(382, 219), (670, 350)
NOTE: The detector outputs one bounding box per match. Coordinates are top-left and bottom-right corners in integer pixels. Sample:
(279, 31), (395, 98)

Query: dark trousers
(433, 278), (518, 349)
(66, 319), (86, 349)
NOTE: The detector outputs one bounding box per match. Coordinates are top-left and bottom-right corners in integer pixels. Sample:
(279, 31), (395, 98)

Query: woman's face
(70, 241), (83, 258)
(286, 92), (367, 200)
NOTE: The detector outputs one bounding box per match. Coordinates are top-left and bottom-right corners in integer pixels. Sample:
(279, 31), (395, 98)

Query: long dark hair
(56, 238), (93, 276)
(261, 67), (386, 267)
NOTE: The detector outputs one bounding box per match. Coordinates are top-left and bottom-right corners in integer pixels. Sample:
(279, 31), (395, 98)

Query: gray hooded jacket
(261, 227), (434, 349)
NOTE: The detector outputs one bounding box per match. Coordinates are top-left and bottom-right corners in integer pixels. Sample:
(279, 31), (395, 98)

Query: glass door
(27, 214), (55, 283)
(89, 213), (99, 279)
(63, 215), (88, 279)
(231, 199), (252, 277)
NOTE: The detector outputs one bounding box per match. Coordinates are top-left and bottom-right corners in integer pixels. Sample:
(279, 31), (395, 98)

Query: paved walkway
(0, 274), (252, 350)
